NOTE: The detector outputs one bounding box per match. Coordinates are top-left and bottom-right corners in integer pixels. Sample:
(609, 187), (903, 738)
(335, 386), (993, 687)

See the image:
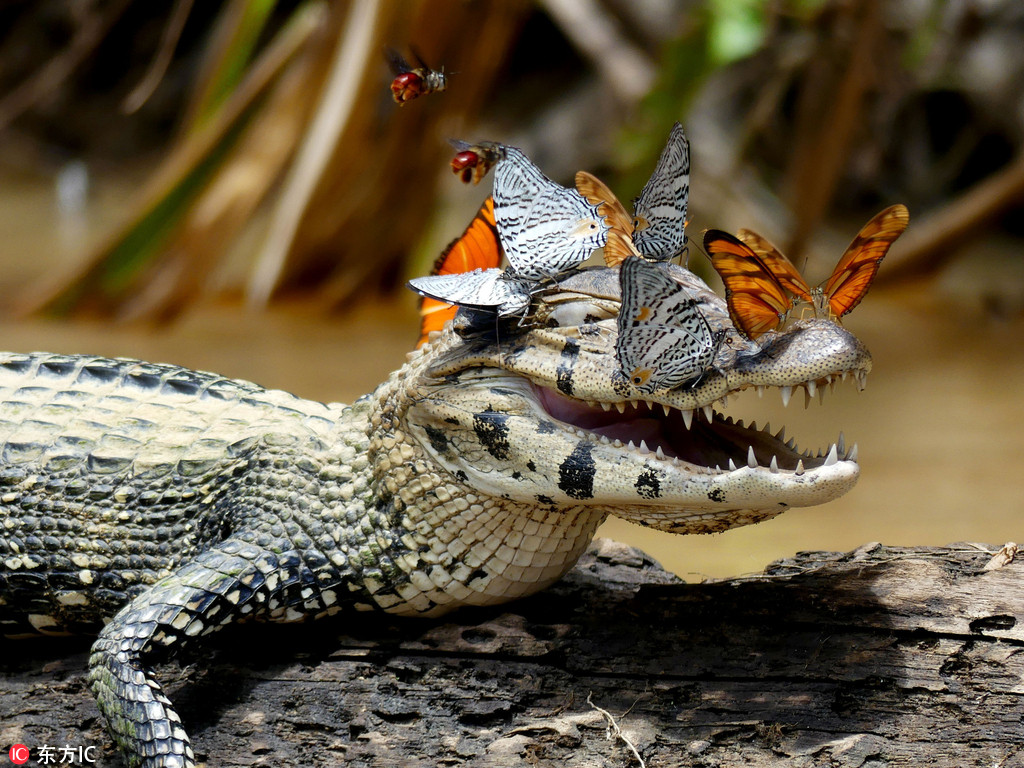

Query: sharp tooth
(803, 387), (812, 409)
(681, 409), (693, 429)
(848, 443), (858, 462)
(762, 422), (771, 435)
(806, 380), (817, 398)
(662, 404), (671, 417)
(774, 426), (785, 441)
(769, 455), (778, 473)
(613, 439), (623, 447)
(795, 459), (805, 476)
(600, 435), (610, 444)
(841, 371), (848, 382)
(756, 386), (765, 398)
(655, 446), (665, 459)
(823, 444), (838, 466)
(748, 420), (757, 432)
(856, 371), (867, 390)
(747, 446), (757, 468)
(630, 399), (639, 408)
(600, 402), (611, 411)
(818, 387), (826, 405)
(627, 440), (635, 450)
(639, 440), (649, 453)
(780, 386), (792, 407)
(728, 458), (737, 471)
(702, 405), (713, 422)
(837, 431), (846, 455)
(615, 402), (626, 414)
(786, 437), (796, 449)
(716, 464), (722, 472)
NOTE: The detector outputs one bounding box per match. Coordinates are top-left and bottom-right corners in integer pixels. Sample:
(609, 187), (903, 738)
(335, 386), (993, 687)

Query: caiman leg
(89, 536), (339, 768)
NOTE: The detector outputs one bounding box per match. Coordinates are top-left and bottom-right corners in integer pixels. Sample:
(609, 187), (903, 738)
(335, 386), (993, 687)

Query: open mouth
(535, 381), (859, 474)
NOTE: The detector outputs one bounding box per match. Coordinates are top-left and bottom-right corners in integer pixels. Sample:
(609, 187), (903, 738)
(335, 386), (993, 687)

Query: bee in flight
(386, 48), (448, 104)
(449, 140), (504, 185)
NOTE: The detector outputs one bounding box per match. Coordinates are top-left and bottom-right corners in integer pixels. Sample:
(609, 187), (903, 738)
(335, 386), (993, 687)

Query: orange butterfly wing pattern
(823, 204), (909, 318)
(574, 171), (635, 266)
(736, 229), (813, 303)
(704, 230), (793, 340)
(417, 197), (501, 347)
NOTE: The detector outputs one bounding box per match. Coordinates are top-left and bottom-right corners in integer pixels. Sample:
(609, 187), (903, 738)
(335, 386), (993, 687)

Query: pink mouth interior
(535, 385), (812, 470)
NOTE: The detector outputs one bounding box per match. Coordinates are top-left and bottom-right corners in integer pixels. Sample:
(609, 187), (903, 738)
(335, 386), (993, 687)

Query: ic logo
(8, 744), (30, 765)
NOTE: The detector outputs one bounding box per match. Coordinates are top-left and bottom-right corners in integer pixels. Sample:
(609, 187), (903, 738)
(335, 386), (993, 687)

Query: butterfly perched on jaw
(616, 255), (725, 393)
(386, 48), (448, 104)
(576, 122), (691, 267)
(408, 144), (610, 322)
(704, 204), (910, 341)
(415, 197), (503, 348)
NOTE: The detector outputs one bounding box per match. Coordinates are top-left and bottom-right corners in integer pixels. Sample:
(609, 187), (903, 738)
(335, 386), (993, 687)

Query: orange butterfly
(705, 204), (909, 340)
(575, 171), (635, 266)
(416, 196), (502, 347)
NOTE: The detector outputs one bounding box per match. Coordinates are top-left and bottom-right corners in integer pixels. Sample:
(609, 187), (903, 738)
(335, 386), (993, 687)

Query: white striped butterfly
(492, 146), (609, 280)
(617, 255), (725, 393)
(575, 123), (690, 266)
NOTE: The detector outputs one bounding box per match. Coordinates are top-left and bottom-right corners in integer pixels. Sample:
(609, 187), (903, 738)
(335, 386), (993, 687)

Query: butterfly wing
(617, 256), (718, 392)
(632, 122), (690, 263)
(417, 197), (502, 347)
(736, 228), (813, 302)
(409, 268), (529, 316)
(575, 171), (634, 266)
(493, 146), (608, 280)
(823, 204), (909, 318)
(705, 229), (792, 340)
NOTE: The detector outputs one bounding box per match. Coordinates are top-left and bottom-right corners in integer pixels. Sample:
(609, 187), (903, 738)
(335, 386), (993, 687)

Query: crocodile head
(387, 262), (868, 538)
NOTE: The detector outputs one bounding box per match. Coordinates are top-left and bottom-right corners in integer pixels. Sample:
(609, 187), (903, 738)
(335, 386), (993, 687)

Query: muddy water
(3, 284), (1021, 582)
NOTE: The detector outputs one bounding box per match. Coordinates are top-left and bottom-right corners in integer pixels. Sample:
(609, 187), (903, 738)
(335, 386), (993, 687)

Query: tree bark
(3, 539), (1023, 767)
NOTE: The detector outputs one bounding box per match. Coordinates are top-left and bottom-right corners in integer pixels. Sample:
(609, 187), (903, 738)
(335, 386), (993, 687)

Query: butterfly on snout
(576, 122), (691, 267)
(616, 256), (725, 393)
(408, 145), (609, 318)
(704, 204), (910, 341)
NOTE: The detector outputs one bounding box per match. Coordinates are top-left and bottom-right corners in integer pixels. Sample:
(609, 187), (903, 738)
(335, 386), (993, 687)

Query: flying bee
(386, 48), (448, 104)
(448, 140), (504, 185)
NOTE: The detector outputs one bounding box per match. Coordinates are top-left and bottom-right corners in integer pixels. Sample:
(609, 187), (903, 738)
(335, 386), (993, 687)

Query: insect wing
(823, 204), (909, 318)
(736, 228), (813, 302)
(493, 147), (608, 280)
(417, 198), (502, 346)
(575, 171), (634, 266)
(408, 268), (529, 315)
(617, 256), (717, 392)
(705, 229), (793, 340)
(632, 122), (690, 262)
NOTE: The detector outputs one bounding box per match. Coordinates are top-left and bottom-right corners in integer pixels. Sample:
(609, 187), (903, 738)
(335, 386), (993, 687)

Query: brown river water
(2, 174), (1022, 581)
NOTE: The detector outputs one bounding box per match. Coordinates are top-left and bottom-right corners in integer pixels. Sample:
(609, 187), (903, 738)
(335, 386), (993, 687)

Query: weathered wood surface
(3, 539), (1023, 767)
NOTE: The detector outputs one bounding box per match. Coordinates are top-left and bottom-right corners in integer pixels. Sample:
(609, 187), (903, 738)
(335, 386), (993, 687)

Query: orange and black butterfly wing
(736, 228), (813, 302)
(575, 171), (634, 266)
(417, 197), (501, 347)
(823, 204), (909, 318)
(705, 229), (792, 340)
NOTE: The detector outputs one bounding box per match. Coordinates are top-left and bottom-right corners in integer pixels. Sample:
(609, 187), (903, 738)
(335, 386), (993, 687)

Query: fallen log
(2, 540), (1022, 767)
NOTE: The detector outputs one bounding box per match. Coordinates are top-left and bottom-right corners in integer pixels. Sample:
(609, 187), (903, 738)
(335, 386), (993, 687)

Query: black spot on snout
(636, 469), (661, 499)
(556, 339), (580, 396)
(423, 425), (450, 454)
(558, 441), (596, 499)
(473, 409), (510, 460)
(708, 488), (725, 503)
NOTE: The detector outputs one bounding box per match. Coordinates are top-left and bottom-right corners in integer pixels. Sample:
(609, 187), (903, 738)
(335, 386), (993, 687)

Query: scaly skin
(0, 263), (870, 767)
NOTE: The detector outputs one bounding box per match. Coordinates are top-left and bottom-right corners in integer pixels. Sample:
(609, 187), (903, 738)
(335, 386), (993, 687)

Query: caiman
(0, 263), (869, 767)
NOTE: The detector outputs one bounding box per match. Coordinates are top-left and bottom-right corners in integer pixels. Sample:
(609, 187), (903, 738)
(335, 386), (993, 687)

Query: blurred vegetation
(1, 0), (1023, 321)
